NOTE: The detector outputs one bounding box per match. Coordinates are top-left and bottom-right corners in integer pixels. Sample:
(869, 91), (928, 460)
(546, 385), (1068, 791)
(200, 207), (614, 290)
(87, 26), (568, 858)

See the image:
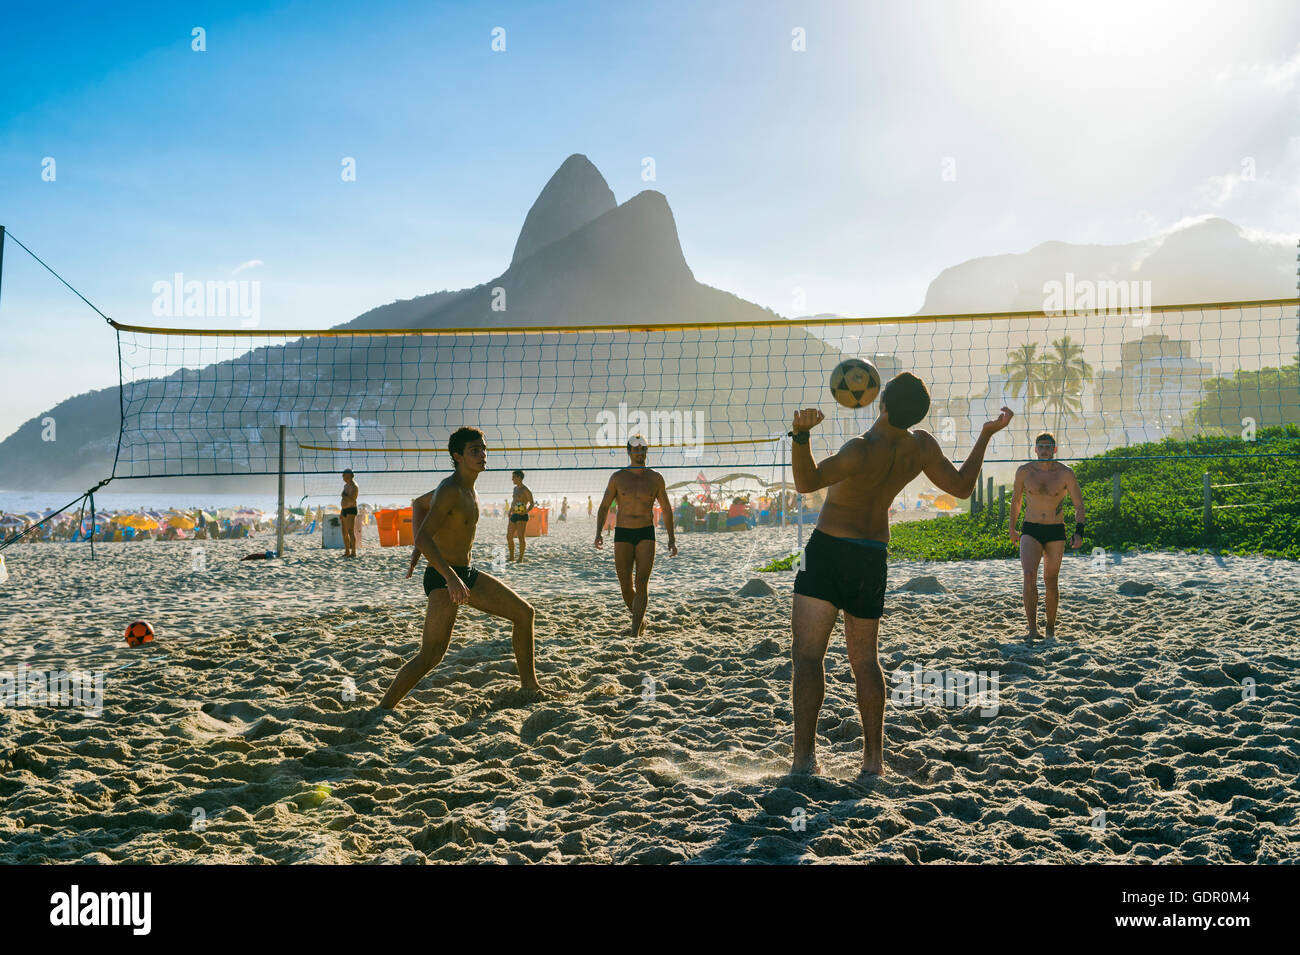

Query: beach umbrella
(167, 515), (197, 529)
(0, 514), (27, 528)
(117, 514), (160, 530)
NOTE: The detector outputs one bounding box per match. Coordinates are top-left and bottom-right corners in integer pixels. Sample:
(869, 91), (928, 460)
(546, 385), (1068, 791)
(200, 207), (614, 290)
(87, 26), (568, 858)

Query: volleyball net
(109, 299), (1299, 495)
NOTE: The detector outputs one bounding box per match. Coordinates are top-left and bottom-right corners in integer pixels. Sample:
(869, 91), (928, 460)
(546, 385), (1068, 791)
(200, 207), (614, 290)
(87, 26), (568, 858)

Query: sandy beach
(2, 516), (1298, 864)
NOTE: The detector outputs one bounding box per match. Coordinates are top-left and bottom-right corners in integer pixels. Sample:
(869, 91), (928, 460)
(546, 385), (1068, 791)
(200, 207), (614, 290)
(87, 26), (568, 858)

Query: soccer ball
(829, 358), (881, 409)
(124, 620), (155, 647)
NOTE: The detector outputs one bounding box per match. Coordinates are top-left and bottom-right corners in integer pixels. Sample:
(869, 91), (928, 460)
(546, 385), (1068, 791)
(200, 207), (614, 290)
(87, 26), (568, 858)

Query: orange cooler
(398, 507), (414, 545)
(525, 507), (548, 537)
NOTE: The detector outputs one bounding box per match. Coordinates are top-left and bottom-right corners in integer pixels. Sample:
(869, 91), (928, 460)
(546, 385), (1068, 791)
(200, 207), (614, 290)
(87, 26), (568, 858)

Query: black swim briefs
(793, 528), (888, 620)
(1020, 521), (1065, 546)
(423, 564), (481, 597)
(341, 507), (358, 517)
(509, 512), (530, 523)
(613, 525), (655, 545)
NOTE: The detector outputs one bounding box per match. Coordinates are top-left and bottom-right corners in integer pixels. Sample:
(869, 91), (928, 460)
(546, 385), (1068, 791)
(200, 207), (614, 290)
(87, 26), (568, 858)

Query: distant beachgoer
(340, 469), (359, 558)
(594, 434), (677, 637)
(587, 496), (593, 518)
(507, 470), (535, 562)
(1008, 432), (1085, 641)
(788, 373), (1012, 776)
(560, 497), (568, 522)
(383, 427), (542, 708)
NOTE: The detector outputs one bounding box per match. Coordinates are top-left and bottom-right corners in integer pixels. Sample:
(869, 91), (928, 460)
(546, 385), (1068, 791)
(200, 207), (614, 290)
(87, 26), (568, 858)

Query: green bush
(883, 426), (1299, 562)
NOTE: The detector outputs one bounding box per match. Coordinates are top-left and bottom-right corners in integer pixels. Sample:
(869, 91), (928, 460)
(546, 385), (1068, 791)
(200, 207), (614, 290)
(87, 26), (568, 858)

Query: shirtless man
(507, 469), (535, 562)
(789, 372), (1013, 776)
(594, 434), (677, 636)
(382, 427), (542, 708)
(1008, 432), (1085, 641)
(340, 469), (359, 558)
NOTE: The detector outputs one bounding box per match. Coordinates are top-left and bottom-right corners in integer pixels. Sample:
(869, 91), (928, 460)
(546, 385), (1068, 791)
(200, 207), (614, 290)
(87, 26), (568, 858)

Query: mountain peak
(511, 154), (617, 265)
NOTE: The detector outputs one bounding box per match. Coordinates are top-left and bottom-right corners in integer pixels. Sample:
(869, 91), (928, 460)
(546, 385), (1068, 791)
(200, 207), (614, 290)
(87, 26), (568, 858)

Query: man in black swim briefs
(595, 434), (677, 637)
(340, 468), (359, 558)
(507, 469), (535, 563)
(789, 373), (1013, 776)
(380, 427), (543, 708)
(1009, 432), (1086, 641)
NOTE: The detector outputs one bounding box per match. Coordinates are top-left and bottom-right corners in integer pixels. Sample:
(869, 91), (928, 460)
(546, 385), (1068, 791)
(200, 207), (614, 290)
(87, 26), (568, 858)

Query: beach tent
(117, 514), (160, 530)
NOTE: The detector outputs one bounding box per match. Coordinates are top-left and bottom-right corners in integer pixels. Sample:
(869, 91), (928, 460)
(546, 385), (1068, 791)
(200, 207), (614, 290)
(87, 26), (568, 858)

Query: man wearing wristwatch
(1008, 432), (1086, 641)
(789, 372), (1013, 777)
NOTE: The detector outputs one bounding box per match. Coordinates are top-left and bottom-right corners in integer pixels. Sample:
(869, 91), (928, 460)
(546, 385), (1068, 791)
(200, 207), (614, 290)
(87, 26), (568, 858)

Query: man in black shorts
(1009, 432), (1086, 640)
(381, 427), (543, 708)
(340, 468), (359, 558)
(790, 373), (1012, 775)
(595, 434), (677, 636)
(507, 469), (535, 562)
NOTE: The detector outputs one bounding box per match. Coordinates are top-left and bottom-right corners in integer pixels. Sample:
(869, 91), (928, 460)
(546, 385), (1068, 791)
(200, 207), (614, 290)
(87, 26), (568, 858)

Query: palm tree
(1042, 336), (1094, 441)
(1001, 343), (1047, 457)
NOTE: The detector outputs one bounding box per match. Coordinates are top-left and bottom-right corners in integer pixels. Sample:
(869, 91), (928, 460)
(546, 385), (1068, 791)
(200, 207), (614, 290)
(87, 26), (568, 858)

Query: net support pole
(276, 425), (287, 557)
(0, 225), (6, 308)
(1202, 471), (1213, 533)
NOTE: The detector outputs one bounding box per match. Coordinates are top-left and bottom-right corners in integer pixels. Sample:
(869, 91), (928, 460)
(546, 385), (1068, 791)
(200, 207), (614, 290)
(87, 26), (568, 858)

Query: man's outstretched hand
(792, 409), (825, 434)
(982, 406), (1015, 436)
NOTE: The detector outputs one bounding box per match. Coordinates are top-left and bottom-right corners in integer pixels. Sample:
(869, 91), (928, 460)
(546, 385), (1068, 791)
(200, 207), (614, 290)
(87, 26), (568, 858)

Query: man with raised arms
(1008, 431), (1085, 641)
(383, 427), (542, 708)
(789, 372), (1013, 776)
(594, 434), (677, 636)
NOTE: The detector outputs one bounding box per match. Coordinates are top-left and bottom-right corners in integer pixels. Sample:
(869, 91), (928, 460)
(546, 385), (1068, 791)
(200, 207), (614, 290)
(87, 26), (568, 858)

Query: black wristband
(790, 430), (810, 445)
(1075, 522), (1084, 537)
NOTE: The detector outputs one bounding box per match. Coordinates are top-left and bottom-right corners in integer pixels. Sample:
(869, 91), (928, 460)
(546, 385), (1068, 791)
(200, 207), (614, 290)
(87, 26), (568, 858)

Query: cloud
(231, 260), (264, 275)
(1214, 44), (1300, 91)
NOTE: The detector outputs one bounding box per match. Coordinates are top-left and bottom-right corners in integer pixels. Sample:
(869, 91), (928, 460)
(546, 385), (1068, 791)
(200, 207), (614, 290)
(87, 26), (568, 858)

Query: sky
(1, 0), (1298, 441)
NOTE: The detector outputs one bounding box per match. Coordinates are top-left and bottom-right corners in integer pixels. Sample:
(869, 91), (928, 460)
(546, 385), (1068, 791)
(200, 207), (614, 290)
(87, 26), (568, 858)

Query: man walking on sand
(1008, 432), (1085, 641)
(383, 427), (543, 708)
(594, 434), (677, 636)
(507, 469), (535, 563)
(789, 372), (1012, 776)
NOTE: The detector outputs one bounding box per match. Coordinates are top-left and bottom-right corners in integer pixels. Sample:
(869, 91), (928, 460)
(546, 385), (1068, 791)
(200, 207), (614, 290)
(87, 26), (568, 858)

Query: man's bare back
(817, 429), (957, 541)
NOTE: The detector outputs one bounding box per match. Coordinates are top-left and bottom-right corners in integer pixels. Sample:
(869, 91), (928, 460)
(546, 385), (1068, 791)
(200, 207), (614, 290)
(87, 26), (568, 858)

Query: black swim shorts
(509, 513), (530, 523)
(341, 507), (358, 517)
(423, 564), (481, 597)
(793, 528), (888, 620)
(1020, 521), (1065, 546)
(613, 525), (655, 545)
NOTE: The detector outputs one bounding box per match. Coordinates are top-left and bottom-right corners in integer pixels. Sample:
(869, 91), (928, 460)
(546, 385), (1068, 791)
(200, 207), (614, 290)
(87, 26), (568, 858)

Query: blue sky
(2, 0), (1298, 440)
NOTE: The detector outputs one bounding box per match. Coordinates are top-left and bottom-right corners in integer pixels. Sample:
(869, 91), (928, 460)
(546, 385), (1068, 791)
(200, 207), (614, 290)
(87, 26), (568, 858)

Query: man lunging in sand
(789, 372), (1013, 776)
(340, 469), (359, 558)
(507, 469), (535, 563)
(595, 434), (677, 636)
(1008, 431), (1085, 641)
(382, 427), (542, 708)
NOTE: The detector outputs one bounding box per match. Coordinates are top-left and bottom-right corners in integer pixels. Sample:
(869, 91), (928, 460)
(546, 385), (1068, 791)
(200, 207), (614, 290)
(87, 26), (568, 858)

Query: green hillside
(886, 426), (1300, 561)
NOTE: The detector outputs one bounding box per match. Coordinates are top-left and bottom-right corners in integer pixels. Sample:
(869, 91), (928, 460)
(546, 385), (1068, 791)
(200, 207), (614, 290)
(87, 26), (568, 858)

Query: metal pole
(987, 475), (994, 515)
(276, 425), (287, 557)
(998, 485), (1006, 526)
(1203, 471), (1213, 532)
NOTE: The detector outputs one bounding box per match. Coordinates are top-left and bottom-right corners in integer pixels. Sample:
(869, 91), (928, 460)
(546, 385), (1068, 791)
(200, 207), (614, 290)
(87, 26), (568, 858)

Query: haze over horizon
(2, 0), (1298, 443)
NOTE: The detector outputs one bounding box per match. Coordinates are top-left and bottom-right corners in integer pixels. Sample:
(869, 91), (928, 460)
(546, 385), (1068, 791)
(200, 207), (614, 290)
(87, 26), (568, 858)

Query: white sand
(2, 517), (1298, 863)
